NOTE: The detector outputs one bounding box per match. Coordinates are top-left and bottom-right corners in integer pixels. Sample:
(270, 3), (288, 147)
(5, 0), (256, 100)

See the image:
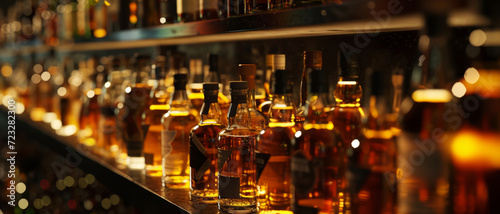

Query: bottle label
(255, 152), (271, 181)
(219, 175), (240, 199)
(291, 151), (317, 194)
(190, 132), (211, 182)
(161, 130), (177, 158)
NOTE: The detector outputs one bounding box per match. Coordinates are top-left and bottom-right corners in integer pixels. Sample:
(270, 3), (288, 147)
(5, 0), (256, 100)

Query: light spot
(110, 194), (120, 205)
(464, 67), (480, 84)
(295, 131), (302, 138)
(86, 174), (96, 185)
(19, 198), (29, 209)
(16, 182), (26, 194)
(351, 139), (360, 149)
(452, 82), (467, 98)
(41, 71), (51, 81)
(101, 198), (111, 209)
(64, 176), (75, 187)
(470, 29), (487, 47)
(57, 87), (67, 97)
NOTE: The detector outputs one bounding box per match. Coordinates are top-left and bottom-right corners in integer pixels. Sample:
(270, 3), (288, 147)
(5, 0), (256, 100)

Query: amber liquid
(144, 104), (168, 177)
(162, 112), (199, 188)
(79, 91), (101, 147)
(98, 106), (119, 158)
(257, 125), (295, 212)
(292, 127), (344, 214)
(190, 123), (224, 203)
(218, 131), (258, 213)
(330, 106), (363, 146)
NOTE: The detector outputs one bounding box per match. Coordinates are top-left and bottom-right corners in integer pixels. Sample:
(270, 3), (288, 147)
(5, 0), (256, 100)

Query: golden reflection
(412, 89), (452, 103)
(451, 130), (500, 169)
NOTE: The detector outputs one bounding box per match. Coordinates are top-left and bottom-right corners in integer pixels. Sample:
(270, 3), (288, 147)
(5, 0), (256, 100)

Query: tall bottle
(217, 81), (258, 213)
(162, 73), (199, 188)
(143, 56), (169, 176)
(256, 69), (295, 212)
(57, 58), (80, 137)
(351, 70), (397, 213)
(189, 83), (225, 204)
(397, 14), (454, 214)
(206, 54), (230, 125)
(292, 68), (344, 214)
(259, 54), (285, 116)
(238, 64), (268, 130)
(199, 0), (219, 20)
(177, 0), (199, 22)
(296, 50), (322, 130)
(158, 0), (177, 24)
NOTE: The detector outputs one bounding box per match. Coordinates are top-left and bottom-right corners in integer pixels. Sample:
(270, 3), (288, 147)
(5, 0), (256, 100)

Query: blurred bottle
(73, 0), (91, 39)
(42, 50), (64, 129)
(143, 56), (169, 177)
(57, 57), (81, 137)
(44, 0), (59, 45)
(106, 0), (121, 33)
(177, 0), (199, 22)
(158, 0), (177, 24)
(217, 81), (258, 213)
(296, 50), (321, 130)
(162, 73), (199, 188)
(397, 14), (454, 214)
(351, 70), (396, 214)
(259, 54), (285, 117)
(58, 0), (74, 42)
(92, 0), (108, 38)
(199, 0), (219, 20)
(188, 58), (204, 112)
(20, 0), (37, 41)
(238, 64), (268, 130)
(189, 82), (225, 204)
(256, 69), (295, 213)
(205, 54), (229, 125)
(292, 68), (344, 214)
(255, 68), (267, 110)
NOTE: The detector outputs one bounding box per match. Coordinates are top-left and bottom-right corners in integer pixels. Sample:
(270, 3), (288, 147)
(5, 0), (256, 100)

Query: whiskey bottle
(199, 0), (219, 20)
(158, 0), (177, 24)
(259, 54), (285, 117)
(351, 70), (397, 214)
(177, 0), (199, 22)
(162, 73), (199, 188)
(256, 69), (296, 212)
(206, 54), (230, 126)
(190, 83), (225, 204)
(296, 50), (322, 130)
(330, 52), (364, 149)
(292, 68), (344, 214)
(57, 58), (80, 137)
(218, 81), (258, 213)
(397, 14), (454, 214)
(238, 64), (268, 131)
(143, 56), (169, 176)
(188, 58), (204, 112)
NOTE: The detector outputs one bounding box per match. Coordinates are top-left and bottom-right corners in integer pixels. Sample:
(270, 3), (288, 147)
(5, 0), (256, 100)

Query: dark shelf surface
(0, 109), (217, 214)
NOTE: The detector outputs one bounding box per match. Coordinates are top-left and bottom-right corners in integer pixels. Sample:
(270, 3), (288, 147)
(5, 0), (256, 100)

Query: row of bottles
(0, 0), (341, 46)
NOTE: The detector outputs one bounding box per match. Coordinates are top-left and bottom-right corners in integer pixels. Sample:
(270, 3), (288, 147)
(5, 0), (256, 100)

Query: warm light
(1, 65), (13, 77)
(57, 125), (77, 136)
(87, 90), (96, 98)
(451, 82), (467, 98)
(470, 29), (487, 47)
(451, 130), (500, 169)
(15, 103), (25, 114)
(30, 107), (45, 121)
(57, 87), (67, 96)
(33, 64), (43, 73)
(110, 194), (120, 205)
(129, 15), (137, 24)
(102, 198), (111, 209)
(304, 122), (334, 130)
(85, 174), (96, 184)
(79, 177), (88, 189)
(16, 182), (26, 194)
(43, 112), (58, 123)
(94, 29), (107, 38)
(125, 87), (132, 94)
(51, 120), (62, 130)
(41, 71), (51, 81)
(295, 131), (302, 138)
(18, 198), (29, 209)
(418, 35), (430, 52)
(338, 81), (357, 85)
(412, 89), (452, 103)
(69, 74), (82, 87)
(64, 176), (75, 187)
(168, 111), (190, 116)
(160, 17), (167, 24)
(31, 74), (41, 84)
(104, 81), (111, 88)
(351, 139), (360, 148)
(364, 129), (393, 139)
(84, 200), (93, 210)
(150, 104), (169, 111)
(34, 198), (43, 209)
(269, 122), (295, 127)
(464, 67), (480, 84)
(104, 0), (110, 6)
(128, 156), (145, 169)
(41, 195), (51, 206)
(56, 180), (66, 191)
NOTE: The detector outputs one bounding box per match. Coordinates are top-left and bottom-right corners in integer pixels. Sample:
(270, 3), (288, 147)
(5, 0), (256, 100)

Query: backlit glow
(351, 139), (360, 149)
(451, 130), (500, 169)
(338, 81), (357, 85)
(160, 17), (167, 24)
(18, 198), (29, 209)
(41, 71), (51, 81)
(295, 131), (302, 138)
(16, 182), (26, 194)
(412, 89), (452, 103)
(87, 90), (95, 98)
(452, 82), (467, 98)
(464, 67), (480, 84)
(470, 29), (487, 47)
(57, 87), (67, 96)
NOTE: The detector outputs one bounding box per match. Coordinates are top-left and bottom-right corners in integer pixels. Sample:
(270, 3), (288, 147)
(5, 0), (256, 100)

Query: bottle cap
(203, 82), (219, 90)
(338, 51), (359, 78)
(173, 73), (188, 89)
(273, 54), (286, 70)
(230, 81), (248, 104)
(238, 64), (256, 89)
(304, 51), (322, 67)
(230, 81), (248, 90)
(209, 54), (218, 71)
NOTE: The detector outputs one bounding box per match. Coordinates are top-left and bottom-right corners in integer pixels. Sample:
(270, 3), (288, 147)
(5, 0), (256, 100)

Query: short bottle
(162, 73), (199, 188)
(256, 69), (296, 212)
(292, 69), (344, 214)
(189, 83), (225, 204)
(238, 64), (268, 131)
(217, 81), (258, 213)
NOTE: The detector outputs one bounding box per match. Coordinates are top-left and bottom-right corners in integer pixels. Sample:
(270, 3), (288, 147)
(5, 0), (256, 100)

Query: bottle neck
(200, 102), (223, 125)
(169, 89), (190, 112)
(305, 91), (331, 125)
(269, 93), (295, 127)
(247, 88), (257, 109)
(334, 76), (362, 106)
(206, 70), (219, 82)
(228, 103), (250, 128)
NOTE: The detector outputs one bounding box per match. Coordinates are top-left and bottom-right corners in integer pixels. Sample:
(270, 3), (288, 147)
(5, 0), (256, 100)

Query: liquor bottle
(292, 68), (344, 214)
(177, 0), (199, 22)
(158, 0), (177, 24)
(238, 64), (268, 130)
(255, 68), (267, 109)
(57, 58), (80, 137)
(92, 0), (108, 38)
(206, 54), (230, 125)
(41, 50), (63, 128)
(78, 59), (102, 148)
(188, 58), (204, 112)
(256, 69), (296, 212)
(116, 54), (152, 168)
(199, 0), (219, 20)
(397, 14), (454, 214)
(296, 50), (321, 130)
(351, 70), (396, 214)
(217, 81), (258, 213)
(189, 82), (225, 204)
(330, 52), (364, 149)
(259, 54), (285, 117)
(162, 73), (199, 188)
(73, 0), (91, 39)
(143, 57), (169, 177)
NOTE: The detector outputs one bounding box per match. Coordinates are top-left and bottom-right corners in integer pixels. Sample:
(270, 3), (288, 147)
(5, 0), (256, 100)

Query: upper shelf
(0, 0), (489, 55)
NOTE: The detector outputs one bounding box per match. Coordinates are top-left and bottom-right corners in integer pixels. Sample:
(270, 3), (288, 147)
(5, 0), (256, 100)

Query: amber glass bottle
(256, 69), (296, 213)
(189, 83), (225, 204)
(296, 50), (322, 130)
(217, 81), (258, 213)
(238, 64), (268, 131)
(292, 69), (344, 214)
(162, 73), (199, 188)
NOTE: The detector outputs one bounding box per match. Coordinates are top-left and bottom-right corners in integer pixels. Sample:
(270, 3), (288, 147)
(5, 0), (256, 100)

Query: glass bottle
(188, 58), (204, 112)
(57, 57), (80, 137)
(206, 54), (230, 125)
(238, 64), (268, 131)
(78, 59), (102, 148)
(190, 82), (225, 204)
(217, 81), (258, 213)
(292, 68), (344, 214)
(177, 0), (199, 22)
(116, 54), (152, 168)
(143, 57), (169, 177)
(199, 0), (219, 20)
(351, 70), (397, 214)
(397, 14), (454, 214)
(41, 49), (63, 127)
(259, 54), (285, 117)
(296, 50), (321, 130)
(256, 69), (296, 213)
(162, 73), (199, 188)
(159, 0), (177, 24)
(92, 0), (108, 38)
